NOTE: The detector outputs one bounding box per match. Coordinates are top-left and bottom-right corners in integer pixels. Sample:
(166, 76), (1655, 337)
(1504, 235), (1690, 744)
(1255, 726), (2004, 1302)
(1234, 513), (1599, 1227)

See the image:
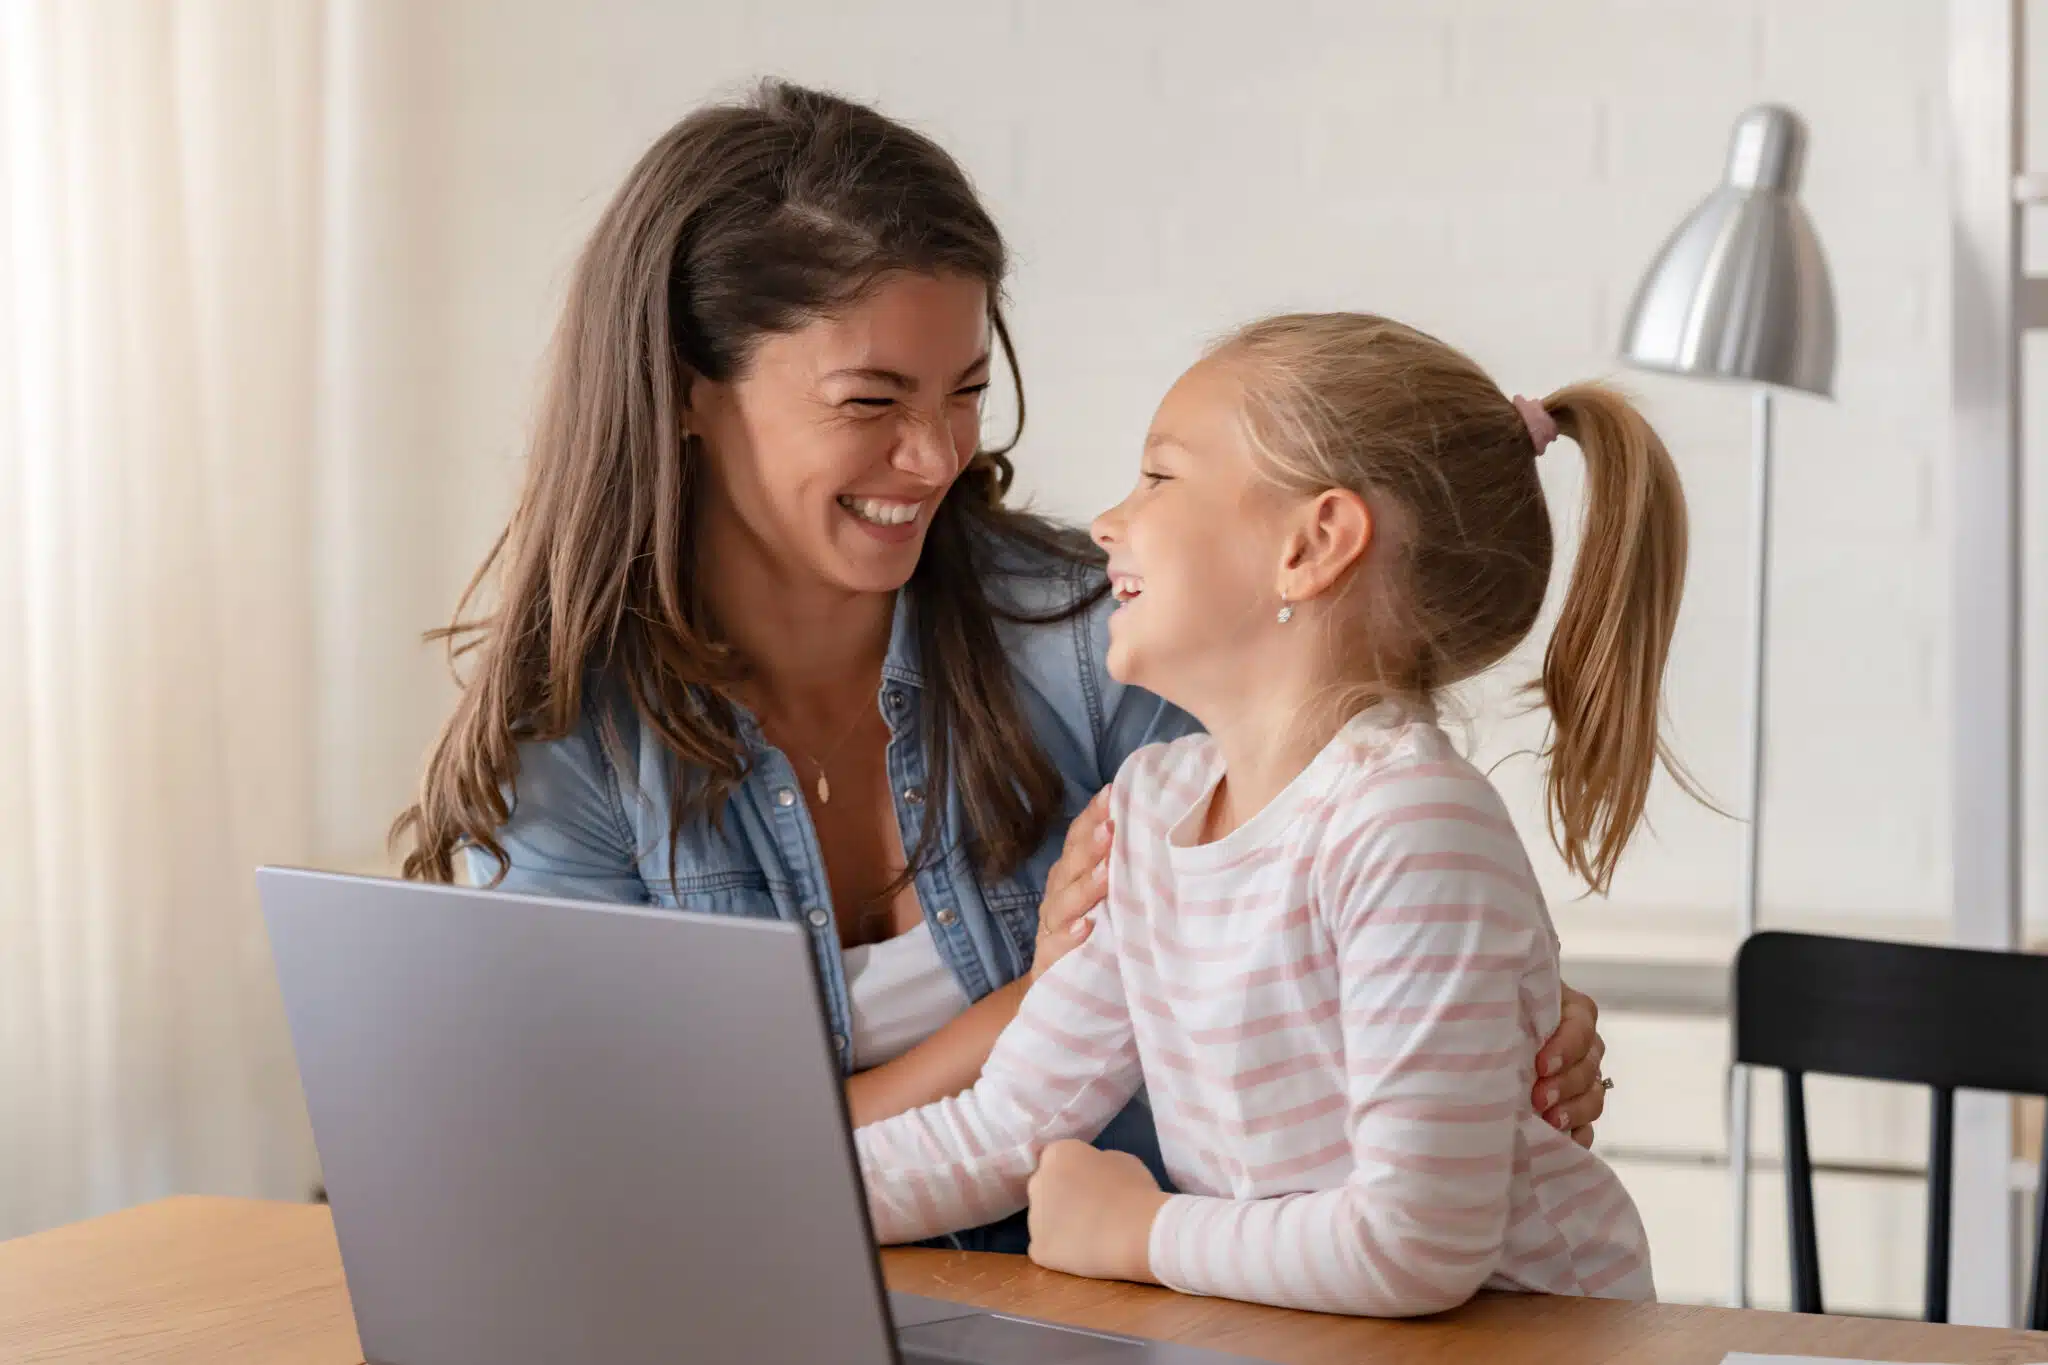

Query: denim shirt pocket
(632, 800), (788, 921)
(642, 866), (783, 921)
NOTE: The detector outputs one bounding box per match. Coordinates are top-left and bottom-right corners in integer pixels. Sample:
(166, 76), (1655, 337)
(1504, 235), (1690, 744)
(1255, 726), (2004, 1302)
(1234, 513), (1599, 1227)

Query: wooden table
(4, 1198), (2047, 1364)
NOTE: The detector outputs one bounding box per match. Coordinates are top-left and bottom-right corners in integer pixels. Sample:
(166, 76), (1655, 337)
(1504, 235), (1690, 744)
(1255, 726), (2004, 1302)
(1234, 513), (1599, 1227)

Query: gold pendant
(816, 773), (830, 805)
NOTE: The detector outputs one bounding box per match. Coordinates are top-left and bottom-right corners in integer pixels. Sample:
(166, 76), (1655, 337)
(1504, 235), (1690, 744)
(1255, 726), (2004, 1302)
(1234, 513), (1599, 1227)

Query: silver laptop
(259, 869), (1257, 1364)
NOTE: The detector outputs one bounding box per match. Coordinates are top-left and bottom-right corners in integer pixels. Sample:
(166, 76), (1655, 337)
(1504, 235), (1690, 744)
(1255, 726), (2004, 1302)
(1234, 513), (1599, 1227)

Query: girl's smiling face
(1089, 355), (1304, 712)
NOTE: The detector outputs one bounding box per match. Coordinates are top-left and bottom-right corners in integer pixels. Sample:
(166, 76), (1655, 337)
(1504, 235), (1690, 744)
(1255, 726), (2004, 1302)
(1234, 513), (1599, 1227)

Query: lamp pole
(1729, 386), (1774, 1308)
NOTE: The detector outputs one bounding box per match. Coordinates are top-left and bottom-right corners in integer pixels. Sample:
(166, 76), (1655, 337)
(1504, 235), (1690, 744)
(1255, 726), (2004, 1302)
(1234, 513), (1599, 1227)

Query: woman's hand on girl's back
(1028, 789), (1112, 985)
(1534, 985), (1609, 1147)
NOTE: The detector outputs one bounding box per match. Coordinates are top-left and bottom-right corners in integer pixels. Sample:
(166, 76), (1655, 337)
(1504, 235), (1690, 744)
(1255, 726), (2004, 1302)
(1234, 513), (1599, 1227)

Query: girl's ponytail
(1536, 384), (1698, 892)
(1219, 315), (1704, 891)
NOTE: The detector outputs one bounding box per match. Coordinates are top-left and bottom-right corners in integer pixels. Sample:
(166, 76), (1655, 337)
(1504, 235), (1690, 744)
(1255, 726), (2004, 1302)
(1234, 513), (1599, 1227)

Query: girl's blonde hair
(1224, 313), (1695, 893)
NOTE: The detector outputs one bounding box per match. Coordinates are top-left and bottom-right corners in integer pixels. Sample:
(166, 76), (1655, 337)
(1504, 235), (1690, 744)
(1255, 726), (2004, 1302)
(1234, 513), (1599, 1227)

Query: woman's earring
(1277, 597), (1294, 625)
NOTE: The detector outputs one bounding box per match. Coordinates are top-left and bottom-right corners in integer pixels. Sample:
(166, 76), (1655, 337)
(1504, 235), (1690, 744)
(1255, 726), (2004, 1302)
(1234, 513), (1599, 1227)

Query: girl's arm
(855, 906), (1141, 1245)
(844, 790), (1112, 1129)
(1146, 789), (1585, 1317)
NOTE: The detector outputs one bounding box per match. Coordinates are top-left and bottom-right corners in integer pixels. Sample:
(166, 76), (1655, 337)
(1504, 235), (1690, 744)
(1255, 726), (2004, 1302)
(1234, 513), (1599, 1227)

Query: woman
(393, 80), (1610, 1252)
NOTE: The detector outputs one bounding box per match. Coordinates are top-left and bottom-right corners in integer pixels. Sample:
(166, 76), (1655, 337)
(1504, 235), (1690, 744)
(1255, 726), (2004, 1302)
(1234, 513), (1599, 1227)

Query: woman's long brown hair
(393, 81), (1102, 889)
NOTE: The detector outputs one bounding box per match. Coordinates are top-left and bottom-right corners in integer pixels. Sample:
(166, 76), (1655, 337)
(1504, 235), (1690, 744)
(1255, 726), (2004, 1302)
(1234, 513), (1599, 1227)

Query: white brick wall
(414, 0), (2047, 1314)
(434, 0), (2004, 928)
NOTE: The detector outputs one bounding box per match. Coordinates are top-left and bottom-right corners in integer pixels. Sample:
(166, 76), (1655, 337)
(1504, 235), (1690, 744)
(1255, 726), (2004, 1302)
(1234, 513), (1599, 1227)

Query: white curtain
(0, 0), (453, 1237)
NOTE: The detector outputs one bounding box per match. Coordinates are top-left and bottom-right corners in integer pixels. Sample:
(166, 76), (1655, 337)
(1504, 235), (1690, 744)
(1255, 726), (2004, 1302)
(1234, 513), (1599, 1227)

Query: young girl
(854, 313), (1679, 1316)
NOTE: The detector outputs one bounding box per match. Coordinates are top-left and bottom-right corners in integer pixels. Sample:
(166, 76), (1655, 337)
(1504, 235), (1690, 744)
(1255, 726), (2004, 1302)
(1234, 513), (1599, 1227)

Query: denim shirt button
(775, 787), (797, 809)
(903, 785), (924, 805)
(806, 908), (829, 929)
(831, 1032), (847, 1052)
(934, 907), (958, 927)
(885, 689), (905, 712)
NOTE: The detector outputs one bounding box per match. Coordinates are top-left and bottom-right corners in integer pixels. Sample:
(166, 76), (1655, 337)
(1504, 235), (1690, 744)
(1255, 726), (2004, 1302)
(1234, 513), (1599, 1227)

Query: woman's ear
(1279, 488), (1372, 603)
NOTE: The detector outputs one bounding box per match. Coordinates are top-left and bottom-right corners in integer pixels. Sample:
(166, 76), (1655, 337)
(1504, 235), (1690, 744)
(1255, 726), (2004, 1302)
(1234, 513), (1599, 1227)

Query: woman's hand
(1026, 1140), (1166, 1284)
(1028, 789), (1112, 985)
(1534, 984), (1608, 1147)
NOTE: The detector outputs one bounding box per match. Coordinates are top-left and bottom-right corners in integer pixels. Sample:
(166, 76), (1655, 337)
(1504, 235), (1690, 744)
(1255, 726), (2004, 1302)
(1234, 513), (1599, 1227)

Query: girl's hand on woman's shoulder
(1028, 788), (1111, 985)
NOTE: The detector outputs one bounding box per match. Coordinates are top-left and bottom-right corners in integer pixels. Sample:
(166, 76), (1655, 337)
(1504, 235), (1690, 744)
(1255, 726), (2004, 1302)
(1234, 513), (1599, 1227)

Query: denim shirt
(469, 549), (1196, 1076)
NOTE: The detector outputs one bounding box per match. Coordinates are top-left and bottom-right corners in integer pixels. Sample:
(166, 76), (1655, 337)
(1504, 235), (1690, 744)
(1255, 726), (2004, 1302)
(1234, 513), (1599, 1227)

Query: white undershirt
(842, 919), (972, 1071)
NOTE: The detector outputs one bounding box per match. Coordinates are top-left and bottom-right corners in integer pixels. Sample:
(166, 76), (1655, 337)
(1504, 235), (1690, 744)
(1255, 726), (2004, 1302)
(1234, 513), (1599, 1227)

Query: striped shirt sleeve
(853, 910), (1145, 1244)
(1146, 778), (1536, 1316)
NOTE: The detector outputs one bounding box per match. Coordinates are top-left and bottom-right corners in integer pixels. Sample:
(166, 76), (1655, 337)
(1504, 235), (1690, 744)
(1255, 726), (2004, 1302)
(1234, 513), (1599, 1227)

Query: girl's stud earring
(1277, 599), (1294, 625)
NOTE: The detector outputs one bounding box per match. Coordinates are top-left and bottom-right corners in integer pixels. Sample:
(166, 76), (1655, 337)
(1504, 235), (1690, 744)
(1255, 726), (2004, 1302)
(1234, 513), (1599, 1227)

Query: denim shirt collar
(881, 584), (924, 693)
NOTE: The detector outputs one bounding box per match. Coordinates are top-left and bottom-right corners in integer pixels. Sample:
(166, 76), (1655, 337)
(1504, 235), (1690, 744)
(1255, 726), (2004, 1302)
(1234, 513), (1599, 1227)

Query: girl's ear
(1278, 488), (1372, 602)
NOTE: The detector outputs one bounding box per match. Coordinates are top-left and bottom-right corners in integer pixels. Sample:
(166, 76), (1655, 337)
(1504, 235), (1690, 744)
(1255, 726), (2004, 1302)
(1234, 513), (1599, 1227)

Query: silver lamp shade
(1619, 105), (1837, 397)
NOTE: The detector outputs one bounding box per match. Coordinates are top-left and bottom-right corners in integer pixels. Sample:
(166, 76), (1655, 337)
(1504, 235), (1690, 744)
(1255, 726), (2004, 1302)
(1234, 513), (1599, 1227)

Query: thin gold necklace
(794, 703), (868, 802)
(779, 701), (873, 806)
(742, 656), (884, 806)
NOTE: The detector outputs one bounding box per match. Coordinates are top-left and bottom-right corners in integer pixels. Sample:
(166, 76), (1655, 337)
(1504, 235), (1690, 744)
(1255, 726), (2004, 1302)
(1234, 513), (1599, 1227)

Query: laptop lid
(259, 868), (898, 1365)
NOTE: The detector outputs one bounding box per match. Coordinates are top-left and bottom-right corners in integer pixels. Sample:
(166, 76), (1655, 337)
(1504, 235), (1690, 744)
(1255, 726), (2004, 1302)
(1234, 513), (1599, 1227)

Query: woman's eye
(845, 397), (895, 410)
(951, 382), (991, 401)
(1142, 470), (1170, 487)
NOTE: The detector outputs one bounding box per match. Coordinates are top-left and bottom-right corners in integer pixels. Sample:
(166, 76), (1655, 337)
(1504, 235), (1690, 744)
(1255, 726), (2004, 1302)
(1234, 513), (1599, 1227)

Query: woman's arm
(843, 790), (1113, 1129)
(470, 717), (649, 903)
(856, 908), (1142, 1244)
(845, 978), (1029, 1128)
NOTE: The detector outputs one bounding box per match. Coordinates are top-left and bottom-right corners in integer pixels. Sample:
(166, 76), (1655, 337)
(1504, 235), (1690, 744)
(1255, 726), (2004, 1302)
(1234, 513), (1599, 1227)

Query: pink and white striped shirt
(855, 709), (1653, 1317)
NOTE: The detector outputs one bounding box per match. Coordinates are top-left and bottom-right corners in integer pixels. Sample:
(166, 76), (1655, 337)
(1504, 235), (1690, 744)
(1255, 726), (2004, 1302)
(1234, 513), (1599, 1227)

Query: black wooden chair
(1733, 930), (2048, 1327)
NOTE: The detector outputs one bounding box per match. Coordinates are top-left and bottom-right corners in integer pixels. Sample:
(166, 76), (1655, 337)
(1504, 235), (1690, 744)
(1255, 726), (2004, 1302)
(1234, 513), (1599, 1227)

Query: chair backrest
(1732, 931), (2048, 1328)
(1735, 930), (2048, 1094)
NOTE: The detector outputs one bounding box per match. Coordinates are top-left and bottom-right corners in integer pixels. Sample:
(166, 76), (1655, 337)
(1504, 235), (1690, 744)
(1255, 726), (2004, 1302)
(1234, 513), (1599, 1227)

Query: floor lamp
(1617, 104), (1838, 1309)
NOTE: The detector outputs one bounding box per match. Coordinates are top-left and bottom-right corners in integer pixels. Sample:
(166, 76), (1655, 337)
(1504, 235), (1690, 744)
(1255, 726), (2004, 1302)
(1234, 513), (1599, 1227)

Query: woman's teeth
(839, 496), (921, 527)
(1111, 574), (1144, 603)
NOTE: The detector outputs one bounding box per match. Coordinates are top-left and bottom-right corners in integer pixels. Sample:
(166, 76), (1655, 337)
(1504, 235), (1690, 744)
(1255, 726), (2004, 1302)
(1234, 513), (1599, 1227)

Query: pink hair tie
(1512, 394), (1558, 456)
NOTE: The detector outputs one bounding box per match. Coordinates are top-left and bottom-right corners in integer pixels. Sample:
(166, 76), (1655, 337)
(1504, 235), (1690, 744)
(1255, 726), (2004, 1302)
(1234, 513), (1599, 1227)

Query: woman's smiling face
(690, 270), (993, 595)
